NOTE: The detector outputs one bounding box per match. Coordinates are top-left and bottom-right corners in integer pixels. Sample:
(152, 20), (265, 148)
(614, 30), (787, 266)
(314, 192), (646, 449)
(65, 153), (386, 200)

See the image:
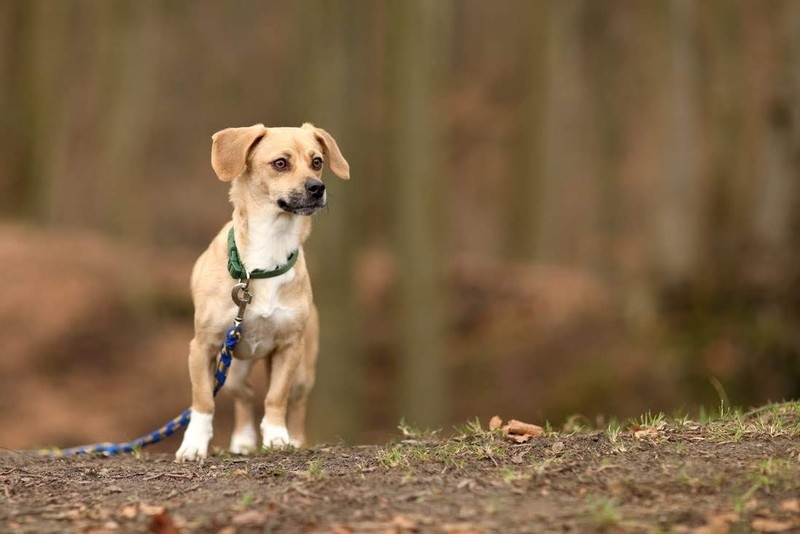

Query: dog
(175, 123), (349, 462)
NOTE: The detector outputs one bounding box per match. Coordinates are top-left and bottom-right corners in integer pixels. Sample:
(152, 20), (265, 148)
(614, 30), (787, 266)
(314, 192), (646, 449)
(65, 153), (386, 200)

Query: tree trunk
(387, 0), (451, 429)
(655, 0), (701, 284)
(509, 0), (549, 261)
(299, 0), (364, 442)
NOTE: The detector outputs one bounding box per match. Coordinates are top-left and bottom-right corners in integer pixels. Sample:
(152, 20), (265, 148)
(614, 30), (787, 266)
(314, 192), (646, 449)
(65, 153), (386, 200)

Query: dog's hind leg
(286, 314), (319, 447)
(287, 308), (318, 447)
(286, 380), (312, 447)
(226, 358), (257, 454)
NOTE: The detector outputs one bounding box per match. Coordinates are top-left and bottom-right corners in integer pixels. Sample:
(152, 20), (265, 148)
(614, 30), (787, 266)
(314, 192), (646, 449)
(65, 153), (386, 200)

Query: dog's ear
(303, 123), (350, 180)
(211, 124), (267, 182)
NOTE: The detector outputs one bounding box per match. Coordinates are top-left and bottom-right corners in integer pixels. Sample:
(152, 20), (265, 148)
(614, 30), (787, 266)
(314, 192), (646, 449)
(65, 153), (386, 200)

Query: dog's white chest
(246, 269), (295, 318)
(238, 271), (301, 357)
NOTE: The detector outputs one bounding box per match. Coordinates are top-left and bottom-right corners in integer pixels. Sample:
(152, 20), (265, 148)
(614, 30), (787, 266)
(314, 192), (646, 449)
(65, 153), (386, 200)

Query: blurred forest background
(1, 0), (799, 451)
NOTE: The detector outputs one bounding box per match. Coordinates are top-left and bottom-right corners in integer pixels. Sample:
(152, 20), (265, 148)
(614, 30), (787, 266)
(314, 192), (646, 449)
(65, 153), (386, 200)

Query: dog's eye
(311, 157), (323, 171)
(272, 158), (288, 171)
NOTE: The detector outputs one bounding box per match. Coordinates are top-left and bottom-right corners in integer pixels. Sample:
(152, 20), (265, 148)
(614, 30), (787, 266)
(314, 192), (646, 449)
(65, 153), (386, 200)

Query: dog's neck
(230, 186), (309, 272)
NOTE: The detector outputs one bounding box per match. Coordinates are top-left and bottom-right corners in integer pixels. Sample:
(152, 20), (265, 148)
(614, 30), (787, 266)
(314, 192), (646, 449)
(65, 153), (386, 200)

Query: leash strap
(37, 281), (252, 457)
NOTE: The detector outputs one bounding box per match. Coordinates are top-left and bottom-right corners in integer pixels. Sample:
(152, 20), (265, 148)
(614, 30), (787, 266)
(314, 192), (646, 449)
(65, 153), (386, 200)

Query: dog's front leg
(175, 335), (218, 462)
(262, 340), (304, 448)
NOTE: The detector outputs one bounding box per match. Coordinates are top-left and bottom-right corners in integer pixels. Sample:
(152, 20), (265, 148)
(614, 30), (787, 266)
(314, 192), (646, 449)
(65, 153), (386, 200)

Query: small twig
(165, 472), (195, 479)
(742, 401), (800, 419)
(288, 484), (313, 498)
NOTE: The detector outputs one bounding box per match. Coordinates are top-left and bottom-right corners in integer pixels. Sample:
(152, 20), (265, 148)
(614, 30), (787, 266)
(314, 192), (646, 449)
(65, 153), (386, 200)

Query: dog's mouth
(277, 196), (326, 216)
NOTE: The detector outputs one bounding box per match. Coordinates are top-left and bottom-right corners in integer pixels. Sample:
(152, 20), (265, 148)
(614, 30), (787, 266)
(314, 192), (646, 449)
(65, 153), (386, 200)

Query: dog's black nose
(305, 178), (325, 198)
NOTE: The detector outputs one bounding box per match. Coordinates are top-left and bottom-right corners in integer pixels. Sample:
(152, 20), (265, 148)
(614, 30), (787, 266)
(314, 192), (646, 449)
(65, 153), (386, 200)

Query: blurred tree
(6, 0), (71, 221)
(654, 0), (701, 285)
(701, 0), (749, 285)
(533, 0), (600, 269)
(96, 0), (162, 244)
(750, 1), (799, 285)
(299, 0), (365, 442)
(387, 0), (451, 428)
(510, 0), (549, 261)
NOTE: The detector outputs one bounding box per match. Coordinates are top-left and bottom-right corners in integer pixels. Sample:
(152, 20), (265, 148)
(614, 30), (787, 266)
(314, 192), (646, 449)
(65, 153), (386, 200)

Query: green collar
(227, 227), (299, 279)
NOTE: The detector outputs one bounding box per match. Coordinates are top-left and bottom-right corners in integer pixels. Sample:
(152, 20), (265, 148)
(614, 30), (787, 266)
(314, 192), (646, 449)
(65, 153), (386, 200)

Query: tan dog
(175, 123), (349, 462)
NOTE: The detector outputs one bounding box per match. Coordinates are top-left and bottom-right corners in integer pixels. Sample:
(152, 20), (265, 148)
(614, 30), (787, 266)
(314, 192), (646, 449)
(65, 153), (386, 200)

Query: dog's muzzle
(277, 181), (326, 216)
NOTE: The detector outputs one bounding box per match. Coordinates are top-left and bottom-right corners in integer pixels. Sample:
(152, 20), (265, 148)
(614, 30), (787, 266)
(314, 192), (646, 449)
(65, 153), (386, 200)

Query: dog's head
(210, 123), (349, 215)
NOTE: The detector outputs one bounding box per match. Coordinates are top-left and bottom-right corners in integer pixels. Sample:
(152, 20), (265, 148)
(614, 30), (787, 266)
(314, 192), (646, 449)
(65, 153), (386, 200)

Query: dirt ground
(2, 405), (800, 533)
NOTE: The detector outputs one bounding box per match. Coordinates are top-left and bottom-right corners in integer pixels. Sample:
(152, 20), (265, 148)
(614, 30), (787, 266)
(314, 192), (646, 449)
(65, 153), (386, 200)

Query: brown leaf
(231, 509), (272, 526)
(500, 418), (544, 443)
(692, 511), (738, 534)
(120, 504), (138, 519)
(504, 419), (544, 437)
(634, 427), (659, 440)
(751, 518), (798, 532)
(489, 416), (502, 431)
(442, 522), (482, 534)
(506, 433), (532, 443)
(57, 509), (84, 520)
(140, 504), (166, 517)
(779, 499), (800, 513)
(150, 511), (180, 534)
(391, 515), (416, 529)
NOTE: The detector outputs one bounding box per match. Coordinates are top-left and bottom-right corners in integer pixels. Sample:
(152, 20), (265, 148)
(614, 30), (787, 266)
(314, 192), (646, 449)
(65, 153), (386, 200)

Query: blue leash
(37, 279), (253, 457)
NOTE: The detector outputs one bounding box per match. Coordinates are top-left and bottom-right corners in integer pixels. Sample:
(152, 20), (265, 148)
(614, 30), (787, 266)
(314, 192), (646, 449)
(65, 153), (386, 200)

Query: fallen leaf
(456, 479), (475, 490)
(634, 427), (659, 440)
(779, 499), (800, 513)
(150, 511), (180, 534)
(392, 515), (416, 529)
(231, 509), (272, 526)
(500, 419), (543, 443)
(139, 504), (166, 517)
(489, 416), (502, 431)
(752, 518), (798, 532)
(692, 511), (738, 534)
(505, 419), (544, 437)
(711, 512), (738, 523)
(120, 505), (138, 519)
(506, 433), (531, 444)
(510, 451), (527, 464)
(62, 509), (84, 520)
(442, 522), (482, 534)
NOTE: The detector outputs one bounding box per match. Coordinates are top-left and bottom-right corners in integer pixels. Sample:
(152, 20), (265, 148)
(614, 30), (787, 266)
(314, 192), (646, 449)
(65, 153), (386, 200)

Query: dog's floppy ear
(303, 123), (350, 180)
(211, 124), (267, 182)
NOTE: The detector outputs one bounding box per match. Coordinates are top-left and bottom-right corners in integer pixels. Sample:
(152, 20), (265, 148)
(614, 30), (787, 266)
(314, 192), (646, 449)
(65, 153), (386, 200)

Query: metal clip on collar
(231, 275), (252, 325)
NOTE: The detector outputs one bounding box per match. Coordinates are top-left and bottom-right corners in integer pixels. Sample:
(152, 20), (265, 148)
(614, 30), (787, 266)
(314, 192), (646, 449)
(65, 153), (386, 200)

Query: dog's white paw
(261, 420), (291, 448)
(230, 425), (258, 454)
(175, 410), (213, 462)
